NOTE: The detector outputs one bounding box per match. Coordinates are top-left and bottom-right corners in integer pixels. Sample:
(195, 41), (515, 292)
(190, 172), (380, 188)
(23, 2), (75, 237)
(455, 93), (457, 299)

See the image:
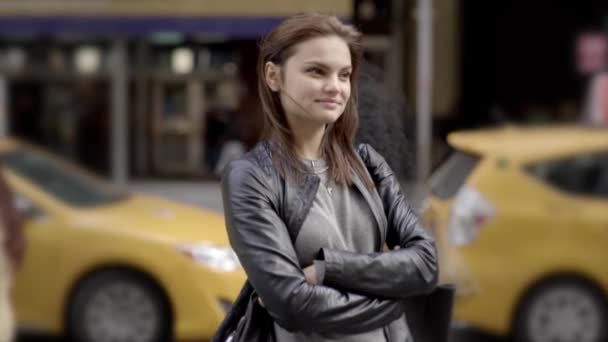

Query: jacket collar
(350, 168), (388, 245)
(250, 141), (387, 245)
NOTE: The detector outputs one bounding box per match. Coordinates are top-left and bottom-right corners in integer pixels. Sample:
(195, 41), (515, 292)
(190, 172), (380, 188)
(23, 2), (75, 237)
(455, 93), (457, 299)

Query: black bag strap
(211, 281), (254, 342)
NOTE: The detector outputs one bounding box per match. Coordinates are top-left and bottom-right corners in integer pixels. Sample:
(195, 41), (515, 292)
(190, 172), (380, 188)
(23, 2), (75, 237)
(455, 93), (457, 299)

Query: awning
(0, 16), (313, 39)
(0, 0), (351, 39)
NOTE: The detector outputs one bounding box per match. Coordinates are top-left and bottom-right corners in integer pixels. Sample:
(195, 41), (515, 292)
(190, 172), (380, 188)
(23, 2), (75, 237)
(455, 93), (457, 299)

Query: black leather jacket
(221, 141), (438, 335)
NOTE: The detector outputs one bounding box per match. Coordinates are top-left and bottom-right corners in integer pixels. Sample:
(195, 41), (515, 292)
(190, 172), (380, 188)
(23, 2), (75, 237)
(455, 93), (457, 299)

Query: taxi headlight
(177, 243), (241, 272)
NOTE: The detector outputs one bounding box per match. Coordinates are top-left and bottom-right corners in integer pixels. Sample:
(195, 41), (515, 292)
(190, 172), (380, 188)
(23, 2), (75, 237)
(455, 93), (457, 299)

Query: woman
(221, 13), (438, 341)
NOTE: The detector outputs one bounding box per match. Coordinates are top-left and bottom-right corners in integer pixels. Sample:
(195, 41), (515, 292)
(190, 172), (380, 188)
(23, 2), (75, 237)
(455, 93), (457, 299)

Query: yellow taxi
(423, 125), (608, 342)
(0, 138), (246, 342)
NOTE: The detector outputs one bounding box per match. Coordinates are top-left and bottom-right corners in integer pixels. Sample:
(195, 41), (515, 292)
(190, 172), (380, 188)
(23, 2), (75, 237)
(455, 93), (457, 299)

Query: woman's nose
(323, 75), (340, 93)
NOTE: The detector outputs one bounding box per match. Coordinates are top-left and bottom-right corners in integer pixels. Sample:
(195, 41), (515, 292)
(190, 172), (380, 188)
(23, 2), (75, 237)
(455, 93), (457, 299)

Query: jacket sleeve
(221, 159), (406, 334)
(316, 143), (438, 299)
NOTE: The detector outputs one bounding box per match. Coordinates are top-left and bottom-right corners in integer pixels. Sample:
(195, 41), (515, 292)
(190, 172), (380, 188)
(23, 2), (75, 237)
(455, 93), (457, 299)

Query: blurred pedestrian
(216, 13), (439, 342)
(0, 171), (25, 342)
(214, 140), (244, 177)
(584, 72), (608, 126)
(356, 61), (414, 180)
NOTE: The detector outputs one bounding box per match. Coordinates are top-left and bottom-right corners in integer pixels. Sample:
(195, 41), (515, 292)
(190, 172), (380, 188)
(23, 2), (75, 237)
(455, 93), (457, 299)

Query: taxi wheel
(67, 269), (172, 342)
(513, 277), (608, 342)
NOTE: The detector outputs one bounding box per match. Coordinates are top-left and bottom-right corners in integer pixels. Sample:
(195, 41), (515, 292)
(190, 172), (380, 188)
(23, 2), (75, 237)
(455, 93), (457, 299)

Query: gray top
(274, 159), (410, 342)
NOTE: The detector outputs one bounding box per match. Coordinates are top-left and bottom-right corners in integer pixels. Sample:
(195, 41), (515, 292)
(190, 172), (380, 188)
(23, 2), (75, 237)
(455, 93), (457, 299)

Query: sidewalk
(128, 180), (427, 214)
(128, 181), (225, 213)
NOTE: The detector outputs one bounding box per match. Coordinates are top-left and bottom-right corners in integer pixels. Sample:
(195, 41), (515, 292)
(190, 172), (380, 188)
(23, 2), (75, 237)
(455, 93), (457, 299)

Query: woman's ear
(265, 61), (281, 92)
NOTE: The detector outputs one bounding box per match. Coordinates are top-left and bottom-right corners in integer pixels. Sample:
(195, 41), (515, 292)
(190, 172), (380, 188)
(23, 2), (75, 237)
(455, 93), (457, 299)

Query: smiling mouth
(316, 100), (341, 105)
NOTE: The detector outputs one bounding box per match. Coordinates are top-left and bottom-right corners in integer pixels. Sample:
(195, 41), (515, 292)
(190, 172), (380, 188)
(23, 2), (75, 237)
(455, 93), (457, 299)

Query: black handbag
(211, 281), (274, 342)
(404, 284), (455, 342)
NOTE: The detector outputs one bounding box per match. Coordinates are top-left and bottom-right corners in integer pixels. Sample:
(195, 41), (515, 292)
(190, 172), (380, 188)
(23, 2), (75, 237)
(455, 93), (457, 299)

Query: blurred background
(0, 1), (606, 342)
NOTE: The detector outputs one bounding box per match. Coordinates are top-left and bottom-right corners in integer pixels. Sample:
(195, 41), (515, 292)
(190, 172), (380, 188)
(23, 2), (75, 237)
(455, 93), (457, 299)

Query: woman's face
(266, 35), (352, 128)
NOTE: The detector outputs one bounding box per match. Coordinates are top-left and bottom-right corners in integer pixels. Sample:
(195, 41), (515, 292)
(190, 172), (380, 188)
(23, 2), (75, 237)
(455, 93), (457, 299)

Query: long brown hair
(257, 13), (373, 188)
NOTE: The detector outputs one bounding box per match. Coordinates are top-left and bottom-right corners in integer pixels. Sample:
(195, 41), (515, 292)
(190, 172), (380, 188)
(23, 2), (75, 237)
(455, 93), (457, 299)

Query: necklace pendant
(327, 186), (333, 195)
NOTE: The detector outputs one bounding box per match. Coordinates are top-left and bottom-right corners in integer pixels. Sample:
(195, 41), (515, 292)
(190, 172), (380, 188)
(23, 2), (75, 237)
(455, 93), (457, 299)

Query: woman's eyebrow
(302, 60), (352, 70)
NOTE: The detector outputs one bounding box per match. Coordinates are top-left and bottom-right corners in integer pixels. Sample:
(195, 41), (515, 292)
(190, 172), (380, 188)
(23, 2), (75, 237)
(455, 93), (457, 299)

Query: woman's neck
(290, 121), (326, 160)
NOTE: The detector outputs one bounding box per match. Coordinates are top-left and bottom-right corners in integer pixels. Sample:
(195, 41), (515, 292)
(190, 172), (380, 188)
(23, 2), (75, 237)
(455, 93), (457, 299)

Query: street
(18, 328), (508, 342)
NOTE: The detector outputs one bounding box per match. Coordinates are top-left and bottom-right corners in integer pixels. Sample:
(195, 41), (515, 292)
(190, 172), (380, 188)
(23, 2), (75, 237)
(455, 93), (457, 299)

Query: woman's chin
(315, 109), (344, 124)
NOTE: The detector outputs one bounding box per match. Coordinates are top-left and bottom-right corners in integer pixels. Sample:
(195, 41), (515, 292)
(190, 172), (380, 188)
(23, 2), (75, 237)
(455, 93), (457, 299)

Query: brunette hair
(258, 13), (373, 188)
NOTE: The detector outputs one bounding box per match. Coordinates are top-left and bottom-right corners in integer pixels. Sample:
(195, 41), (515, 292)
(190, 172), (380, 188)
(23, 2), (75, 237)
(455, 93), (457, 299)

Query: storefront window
(3, 46), (27, 72)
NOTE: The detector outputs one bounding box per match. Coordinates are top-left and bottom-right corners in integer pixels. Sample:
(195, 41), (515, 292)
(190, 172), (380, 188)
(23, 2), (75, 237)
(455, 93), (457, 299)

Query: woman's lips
(317, 101), (339, 109)
(316, 99), (341, 109)
(316, 99), (340, 104)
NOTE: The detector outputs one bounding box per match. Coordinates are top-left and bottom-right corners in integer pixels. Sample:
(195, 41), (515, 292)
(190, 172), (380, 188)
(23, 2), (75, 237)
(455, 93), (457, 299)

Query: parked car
(423, 125), (608, 342)
(0, 138), (245, 342)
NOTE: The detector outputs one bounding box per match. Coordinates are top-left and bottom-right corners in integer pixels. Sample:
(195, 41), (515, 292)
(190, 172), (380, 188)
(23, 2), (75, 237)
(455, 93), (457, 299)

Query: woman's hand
(303, 248), (400, 288)
(303, 264), (317, 285)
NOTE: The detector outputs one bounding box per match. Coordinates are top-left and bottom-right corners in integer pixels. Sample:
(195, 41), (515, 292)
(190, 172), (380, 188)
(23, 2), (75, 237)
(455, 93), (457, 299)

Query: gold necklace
(323, 181), (333, 195)
(309, 160), (333, 195)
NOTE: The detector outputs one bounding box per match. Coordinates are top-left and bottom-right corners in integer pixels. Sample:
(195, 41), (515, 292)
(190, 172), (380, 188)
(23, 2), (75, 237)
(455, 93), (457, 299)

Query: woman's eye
(307, 68), (323, 75)
(340, 72), (351, 79)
